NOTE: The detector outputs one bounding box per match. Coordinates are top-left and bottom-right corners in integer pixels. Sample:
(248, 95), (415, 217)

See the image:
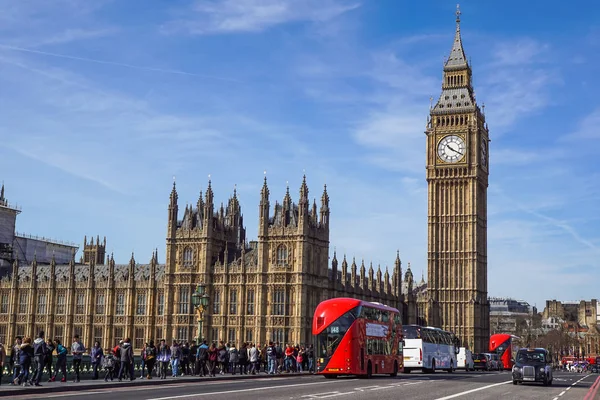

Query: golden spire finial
(456, 4), (461, 25)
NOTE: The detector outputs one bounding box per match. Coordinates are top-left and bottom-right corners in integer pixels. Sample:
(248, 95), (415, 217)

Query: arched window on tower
(183, 247), (193, 267)
(276, 245), (288, 266)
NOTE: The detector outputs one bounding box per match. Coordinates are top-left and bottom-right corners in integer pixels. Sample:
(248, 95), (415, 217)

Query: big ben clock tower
(426, 5), (490, 353)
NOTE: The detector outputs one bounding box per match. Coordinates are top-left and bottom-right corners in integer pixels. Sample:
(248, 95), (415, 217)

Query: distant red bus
(312, 297), (403, 378)
(489, 333), (518, 370)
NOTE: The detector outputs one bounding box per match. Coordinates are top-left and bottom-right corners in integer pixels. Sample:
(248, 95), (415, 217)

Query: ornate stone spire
(170, 178), (178, 206)
(299, 175), (309, 204)
(205, 176), (214, 206)
(445, 4), (467, 71)
(260, 172), (269, 202)
(0, 182), (4, 201)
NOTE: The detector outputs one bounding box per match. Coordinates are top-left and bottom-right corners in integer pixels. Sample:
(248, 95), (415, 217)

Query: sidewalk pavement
(0, 371), (314, 396)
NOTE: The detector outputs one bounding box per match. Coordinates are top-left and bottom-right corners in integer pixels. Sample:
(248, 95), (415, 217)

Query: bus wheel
(431, 359), (436, 374)
(390, 361), (398, 377)
(366, 361), (373, 379)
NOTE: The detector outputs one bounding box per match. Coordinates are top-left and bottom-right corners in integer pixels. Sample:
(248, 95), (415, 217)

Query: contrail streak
(0, 43), (241, 83)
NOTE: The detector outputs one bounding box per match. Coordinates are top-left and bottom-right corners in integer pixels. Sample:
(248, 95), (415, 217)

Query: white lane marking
(433, 381), (512, 400)
(148, 379), (359, 400)
(301, 391), (355, 399)
(31, 377), (304, 398)
(566, 387), (571, 390)
(559, 390), (566, 396)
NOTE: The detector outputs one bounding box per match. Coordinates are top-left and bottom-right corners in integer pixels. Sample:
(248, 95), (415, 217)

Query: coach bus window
(402, 325), (421, 339)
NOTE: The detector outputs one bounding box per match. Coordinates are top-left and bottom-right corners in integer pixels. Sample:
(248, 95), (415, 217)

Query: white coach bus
(402, 325), (459, 373)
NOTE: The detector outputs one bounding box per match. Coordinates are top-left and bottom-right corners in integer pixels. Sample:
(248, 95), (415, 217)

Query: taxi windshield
(517, 351), (545, 364)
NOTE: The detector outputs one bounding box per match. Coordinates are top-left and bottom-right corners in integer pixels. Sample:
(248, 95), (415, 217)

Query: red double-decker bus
(312, 297), (403, 378)
(489, 333), (519, 370)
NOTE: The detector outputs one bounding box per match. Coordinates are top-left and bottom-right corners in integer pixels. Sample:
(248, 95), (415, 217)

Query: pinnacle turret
(260, 173), (269, 202)
(205, 177), (214, 205)
(299, 175), (309, 204)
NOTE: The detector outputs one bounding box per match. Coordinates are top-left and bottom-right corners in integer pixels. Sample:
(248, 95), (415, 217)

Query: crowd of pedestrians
(0, 332), (315, 387)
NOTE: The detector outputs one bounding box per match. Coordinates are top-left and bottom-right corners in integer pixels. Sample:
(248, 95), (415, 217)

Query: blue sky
(0, 0), (598, 309)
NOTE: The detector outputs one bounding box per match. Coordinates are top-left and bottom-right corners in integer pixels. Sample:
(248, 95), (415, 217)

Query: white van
(457, 347), (474, 371)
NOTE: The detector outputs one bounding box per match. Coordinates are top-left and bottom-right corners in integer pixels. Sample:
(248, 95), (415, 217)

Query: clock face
(437, 135), (466, 163)
(481, 140), (488, 168)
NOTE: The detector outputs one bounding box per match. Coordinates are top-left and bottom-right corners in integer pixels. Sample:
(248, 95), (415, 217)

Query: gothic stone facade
(0, 177), (411, 351)
(425, 8), (490, 352)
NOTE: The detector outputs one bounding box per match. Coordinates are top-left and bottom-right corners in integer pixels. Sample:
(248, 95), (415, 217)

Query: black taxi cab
(512, 348), (553, 386)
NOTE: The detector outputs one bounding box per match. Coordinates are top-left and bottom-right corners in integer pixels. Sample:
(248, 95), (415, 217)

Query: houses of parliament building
(0, 178), (427, 350)
(0, 6), (489, 352)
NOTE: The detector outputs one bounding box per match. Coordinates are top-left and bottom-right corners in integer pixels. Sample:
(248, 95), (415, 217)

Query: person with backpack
(217, 342), (227, 375)
(113, 341), (122, 378)
(144, 341), (157, 379)
(118, 338), (134, 381)
(50, 339), (68, 382)
(228, 343), (239, 375)
(207, 343), (218, 377)
(32, 331), (47, 386)
(190, 341), (198, 376)
(101, 350), (116, 381)
(196, 340), (209, 377)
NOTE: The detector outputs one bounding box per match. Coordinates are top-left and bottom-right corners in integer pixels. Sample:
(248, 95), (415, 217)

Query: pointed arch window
(276, 245), (288, 266)
(183, 247), (193, 267)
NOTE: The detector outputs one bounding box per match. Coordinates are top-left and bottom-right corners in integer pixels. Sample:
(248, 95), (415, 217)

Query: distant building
(541, 299), (600, 357)
(489, 297), (533, 336)
(0, 184), (78, 272)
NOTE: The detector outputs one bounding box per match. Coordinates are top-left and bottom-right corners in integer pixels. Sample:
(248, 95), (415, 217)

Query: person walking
(239, 343), (248, 375)
(118, 338), (134, 381)
(144, 341), (157, 379)
(248, 343), (258, 375)
(228, 343), (239, 375)
(196, 340), (209, 377)
(32, 331), (47, 386)
(157, 339), (170, 380)
(139, 344), (147, 379)
(14, 337), (33, 386)
(71, 334), (86, 383)
(207, 343), (218, 377)
(170, 341), (181, 377)
(0, 342), (6, 385)
(101, 350), (116, 381)
(90, 341), (104, 379)
(267, 342), (277, 375)
(9, 336), (22, 385)
(43, 339), (55, 379)
(50, 339), (68, 382)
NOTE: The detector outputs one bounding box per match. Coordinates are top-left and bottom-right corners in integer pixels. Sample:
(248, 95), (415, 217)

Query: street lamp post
(191, 283), (210, 344)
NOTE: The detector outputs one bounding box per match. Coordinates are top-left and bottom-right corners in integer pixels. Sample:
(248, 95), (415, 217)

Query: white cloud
(162, 0), (361, 35)
(564, 108), (600, 140)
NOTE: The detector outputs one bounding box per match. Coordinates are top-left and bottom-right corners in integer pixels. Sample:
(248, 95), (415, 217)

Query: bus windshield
(317, 307), (359, 361)
(402, 326), (421, 339)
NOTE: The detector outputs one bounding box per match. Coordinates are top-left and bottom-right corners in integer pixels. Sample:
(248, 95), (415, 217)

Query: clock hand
(448, 144), (463, 155)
